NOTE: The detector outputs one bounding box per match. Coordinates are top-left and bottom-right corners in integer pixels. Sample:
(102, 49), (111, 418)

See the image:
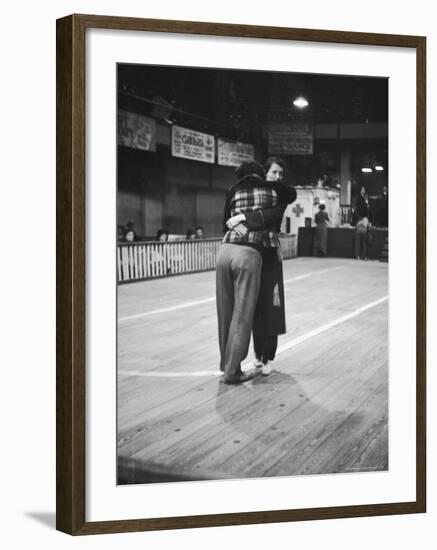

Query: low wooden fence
(117, 235), (297, 283)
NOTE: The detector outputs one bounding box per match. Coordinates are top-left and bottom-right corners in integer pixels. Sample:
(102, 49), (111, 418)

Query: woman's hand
(226, 213), (246, 229)
(232, 223), (248, 236)
(226, 213), (248, 235)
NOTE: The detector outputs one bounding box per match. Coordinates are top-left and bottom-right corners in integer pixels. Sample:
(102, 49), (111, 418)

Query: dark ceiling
(118, 63), (388, 139)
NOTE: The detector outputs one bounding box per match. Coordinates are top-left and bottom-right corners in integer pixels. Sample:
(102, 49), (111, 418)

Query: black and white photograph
(1, 0), (432, 543)
(116, 63), (389, 485)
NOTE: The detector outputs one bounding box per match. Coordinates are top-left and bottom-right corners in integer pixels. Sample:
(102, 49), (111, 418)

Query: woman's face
(125, 231), (135, 242)
(266, 162), (284, 183)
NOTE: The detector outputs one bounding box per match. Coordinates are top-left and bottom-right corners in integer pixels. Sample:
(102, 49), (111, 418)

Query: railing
(117, 235), (297, 283)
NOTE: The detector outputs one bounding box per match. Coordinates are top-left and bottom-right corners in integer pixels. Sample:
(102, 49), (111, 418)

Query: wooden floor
(117, 257), (388, 484)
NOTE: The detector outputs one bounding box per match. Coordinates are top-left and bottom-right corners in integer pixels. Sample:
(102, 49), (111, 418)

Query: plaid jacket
(222, 175), (280, 248)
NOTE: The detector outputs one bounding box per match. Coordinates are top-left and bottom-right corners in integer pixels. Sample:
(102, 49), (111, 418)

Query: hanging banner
(117, 109), (156, 152)
(171, 125), (215, 164)
(217, 139), (255, 167)
(268, 122), (313, 155)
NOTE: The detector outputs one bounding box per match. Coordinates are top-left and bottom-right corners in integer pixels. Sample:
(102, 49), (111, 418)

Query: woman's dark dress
(244, 184), (296, 363)
(313, 210), (329, 257)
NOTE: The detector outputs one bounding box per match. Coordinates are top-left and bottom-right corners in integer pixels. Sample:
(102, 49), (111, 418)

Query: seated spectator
(126, 221), (137, 235)
(195, 226), (205, 239)
(156, 229), (169, 242)
(117, 225), (125, 242)
(186, 228), (196, 240)
(124, 229), (135, 243)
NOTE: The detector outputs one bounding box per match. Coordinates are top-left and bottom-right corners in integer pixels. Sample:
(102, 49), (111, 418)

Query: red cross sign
(292, 203), (304, 217)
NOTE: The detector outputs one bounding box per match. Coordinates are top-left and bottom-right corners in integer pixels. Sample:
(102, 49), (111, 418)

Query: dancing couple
(216, 157), (296, 384)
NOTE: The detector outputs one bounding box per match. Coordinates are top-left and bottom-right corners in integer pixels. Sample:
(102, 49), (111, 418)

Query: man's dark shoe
(223, 369), (256, 384)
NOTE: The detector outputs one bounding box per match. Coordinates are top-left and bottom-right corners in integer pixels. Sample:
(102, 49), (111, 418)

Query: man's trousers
(216, 243), (262, 380)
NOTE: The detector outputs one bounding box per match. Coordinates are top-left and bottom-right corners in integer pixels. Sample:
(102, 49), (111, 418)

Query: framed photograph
(56, 14), (426, 535)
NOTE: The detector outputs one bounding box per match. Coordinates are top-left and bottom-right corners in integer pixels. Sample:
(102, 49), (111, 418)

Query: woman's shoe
(261, 362), (272, 376)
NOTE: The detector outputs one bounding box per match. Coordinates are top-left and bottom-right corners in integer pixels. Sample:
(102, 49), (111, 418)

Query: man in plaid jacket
(216, 160), (282, 384)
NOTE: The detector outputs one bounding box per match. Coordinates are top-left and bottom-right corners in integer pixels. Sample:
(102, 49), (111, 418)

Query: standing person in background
(355, 216), (371, 260)
(356, 186), (371, 221)
(380, 185), (388, 228)
(354, 188), (373, 260)
(313, 202), (329, 257)
(216, 161), (281, 384)
(225, 156), (296, 376)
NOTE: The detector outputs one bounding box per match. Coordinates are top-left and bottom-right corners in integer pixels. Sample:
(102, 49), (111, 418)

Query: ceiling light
(361, 167), (373, 173)
(293, 96), (309, 109)
(374, 165), (384, 171)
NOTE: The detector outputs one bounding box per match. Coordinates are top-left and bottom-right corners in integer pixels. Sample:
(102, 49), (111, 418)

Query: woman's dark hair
(234, 160), (265, 180)
(264, 156), (286, 173)
(319, 204), (326, 210)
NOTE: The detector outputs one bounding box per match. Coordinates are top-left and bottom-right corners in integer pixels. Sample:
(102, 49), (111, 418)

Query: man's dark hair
(234, 160), (265, 180)
(264, 156), (286, 173)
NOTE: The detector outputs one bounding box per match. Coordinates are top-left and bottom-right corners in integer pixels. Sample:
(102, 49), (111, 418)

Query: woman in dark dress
(313, 203), (329, 257)
(248, 158), (296, 375)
